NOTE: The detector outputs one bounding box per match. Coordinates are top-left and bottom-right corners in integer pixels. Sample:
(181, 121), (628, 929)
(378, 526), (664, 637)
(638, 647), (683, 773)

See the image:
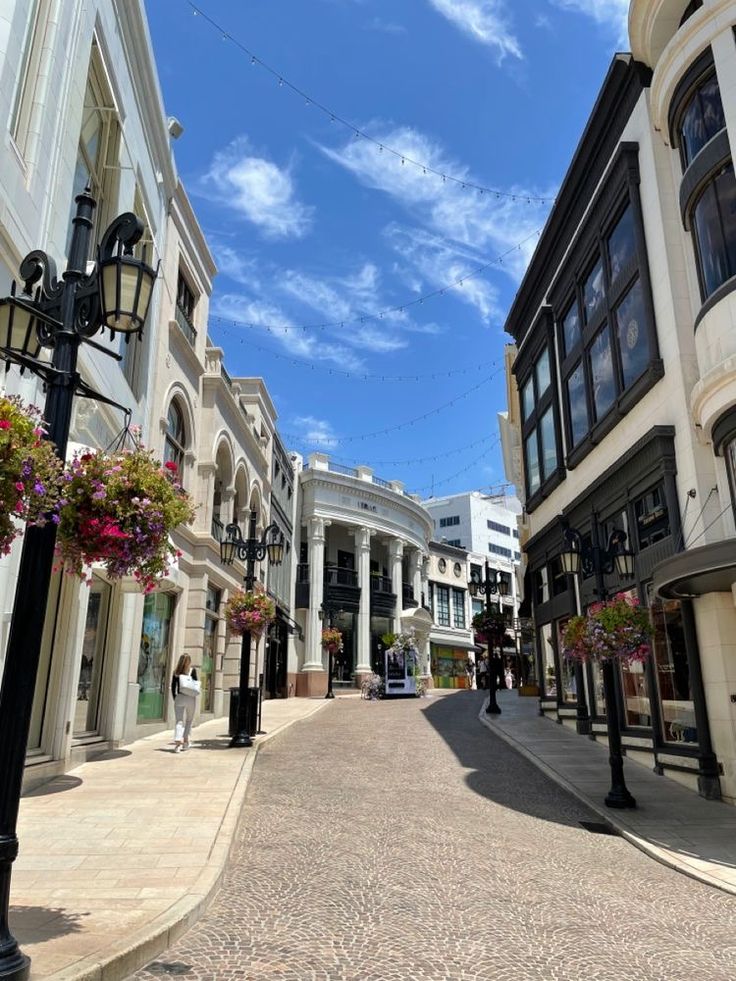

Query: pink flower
(15, 482), (24, 492)
(0, 420), (11, 430)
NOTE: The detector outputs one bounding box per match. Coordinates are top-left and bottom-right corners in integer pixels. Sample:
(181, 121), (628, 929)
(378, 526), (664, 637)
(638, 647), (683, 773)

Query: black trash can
(228, 686), (260, 738)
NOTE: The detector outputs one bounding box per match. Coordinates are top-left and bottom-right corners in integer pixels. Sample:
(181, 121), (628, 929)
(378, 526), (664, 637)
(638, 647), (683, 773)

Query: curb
(477, 701), (736, 899)
(47, 699), (331, 981)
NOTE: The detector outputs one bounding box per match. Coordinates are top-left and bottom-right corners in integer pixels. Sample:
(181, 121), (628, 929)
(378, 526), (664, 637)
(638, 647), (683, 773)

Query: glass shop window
(634, 484), (670, 549)
(540, 623), (556, 697)
(647, 586), (697, 745)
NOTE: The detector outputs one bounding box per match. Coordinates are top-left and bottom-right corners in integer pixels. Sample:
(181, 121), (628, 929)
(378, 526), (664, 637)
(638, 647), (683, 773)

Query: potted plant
(225, 585), (276, 638)
(321, 627), (343, 653)
(0, 395), (63, 556)
(561, 593), (652, 664)
(471, 609), (509, 645)
(54, 436), (194, 592)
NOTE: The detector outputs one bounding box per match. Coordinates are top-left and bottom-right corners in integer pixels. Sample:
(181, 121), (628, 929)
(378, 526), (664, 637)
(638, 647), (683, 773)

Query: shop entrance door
(332, 610), (356, 687)
(74, 578), (111, 737)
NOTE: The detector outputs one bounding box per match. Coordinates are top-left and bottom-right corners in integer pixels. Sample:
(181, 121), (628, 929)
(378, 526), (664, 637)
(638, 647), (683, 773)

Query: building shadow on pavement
(421, 691), (599, 830)
(23, 775), (83, 797)
(10, 905), (88, 944)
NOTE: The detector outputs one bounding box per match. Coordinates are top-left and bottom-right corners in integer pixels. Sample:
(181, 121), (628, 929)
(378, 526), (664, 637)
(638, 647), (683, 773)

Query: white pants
(174, 693), (197, 743)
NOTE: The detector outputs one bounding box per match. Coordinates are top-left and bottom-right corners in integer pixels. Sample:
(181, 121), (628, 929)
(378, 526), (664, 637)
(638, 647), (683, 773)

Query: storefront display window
(620, 659), (651, 728)
(540, 623), (556, 697)
(431, 645), (471, 689)
(137, 592), (175, 721)
(591, 660), (607, 718)
(557, 619), (576, 703)
(201, 586), (220, 713)
(74, 577), (111, 736)
(648, 586), (698, 745)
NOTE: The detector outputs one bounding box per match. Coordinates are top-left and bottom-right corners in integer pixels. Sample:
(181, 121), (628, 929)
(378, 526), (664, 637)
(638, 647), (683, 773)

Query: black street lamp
(318, 603), (343, 700)
(0, 190), (157, 981)
(469, 561), (510, 715)
(560, 515), (637, 809)
(220, 516), (284, 747)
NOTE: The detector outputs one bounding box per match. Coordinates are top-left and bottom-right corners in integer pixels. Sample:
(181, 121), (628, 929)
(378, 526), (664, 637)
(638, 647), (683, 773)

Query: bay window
(519, 332), (561, 502)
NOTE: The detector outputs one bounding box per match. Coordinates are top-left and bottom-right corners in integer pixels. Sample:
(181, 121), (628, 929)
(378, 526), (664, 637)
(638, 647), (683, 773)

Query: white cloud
(426, 0), (522, 61)
(203, 137), (313, 240)
(320, 124), (553, 312)
(211, 293), (365, 371)
(549, 0), (629, 42)
(290, 415), (338, 449)
(211, 244), (261, 288)
(367, 17), (406, 34)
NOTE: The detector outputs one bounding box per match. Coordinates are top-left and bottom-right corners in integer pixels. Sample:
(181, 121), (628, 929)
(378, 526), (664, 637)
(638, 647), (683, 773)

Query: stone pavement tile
(129, 691), (736, 981)
(10, 697), (328, 981)
(482, 690), (736, 896)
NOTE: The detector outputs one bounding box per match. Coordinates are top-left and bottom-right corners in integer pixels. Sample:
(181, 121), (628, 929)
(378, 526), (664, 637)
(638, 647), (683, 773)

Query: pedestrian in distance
(477, 653), (488, 690)
(465, 655), (476, 690)
(171, 654), (200, 753)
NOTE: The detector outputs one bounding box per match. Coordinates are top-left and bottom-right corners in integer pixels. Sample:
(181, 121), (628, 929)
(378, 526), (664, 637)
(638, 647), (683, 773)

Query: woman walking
(171, 654), (199, 753)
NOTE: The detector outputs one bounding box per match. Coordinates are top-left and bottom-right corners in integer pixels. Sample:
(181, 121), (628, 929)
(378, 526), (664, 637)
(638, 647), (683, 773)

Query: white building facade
(292, 455), (434, 695)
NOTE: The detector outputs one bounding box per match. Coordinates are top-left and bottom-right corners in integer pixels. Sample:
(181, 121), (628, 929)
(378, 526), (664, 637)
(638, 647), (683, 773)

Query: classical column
(354, 527), (373, 675)
(420, 555), (431, 678)
(389, 539), (404, 633)
(304, 516), (330, 671)
(408, 548), (421, 606)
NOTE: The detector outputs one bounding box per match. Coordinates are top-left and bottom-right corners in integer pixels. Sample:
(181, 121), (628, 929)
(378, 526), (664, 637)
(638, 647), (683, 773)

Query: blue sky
(145, 0), (629, 497)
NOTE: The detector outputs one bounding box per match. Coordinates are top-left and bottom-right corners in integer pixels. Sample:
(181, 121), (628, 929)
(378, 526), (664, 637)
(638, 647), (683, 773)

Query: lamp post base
(485, 696), (501, 715)
(605, 785), (636, 809)
(325, 691), (335, 699)
(0, 947), (30, 980)
(229, 732), (253, 748)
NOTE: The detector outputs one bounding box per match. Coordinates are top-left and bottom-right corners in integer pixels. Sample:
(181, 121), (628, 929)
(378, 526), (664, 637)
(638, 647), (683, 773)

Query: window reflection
(679, 73), (726, 168)
(525, 433), (540, 496)
(615, 278), (650, 388)
(589, 326), (616, 420)
(583, 257), (604, 323)
(540, 623), (556, 697)
(566, 364), (588, 447)
(539, 407), (557, 480)
(535, 348), (551, 396)
(521, 377), (534, 420)
(648, 587), (697, 745)
(557, 618), (577, 704)
(692, 163), (736, 300)
(725, 436), (736, 518)
(635, 484), (670, 549)
(562, 302), (581, 356)
(607, 205), (636, 283)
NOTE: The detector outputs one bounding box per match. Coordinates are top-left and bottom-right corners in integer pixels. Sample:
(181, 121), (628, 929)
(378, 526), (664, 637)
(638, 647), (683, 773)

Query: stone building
(292, 454), (434, 695)
(501, 0), (736, 802)
(0, 0), (288, 783)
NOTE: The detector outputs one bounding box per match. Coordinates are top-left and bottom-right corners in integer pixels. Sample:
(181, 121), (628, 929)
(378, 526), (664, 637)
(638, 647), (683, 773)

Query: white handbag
(178, 673), (201, 696)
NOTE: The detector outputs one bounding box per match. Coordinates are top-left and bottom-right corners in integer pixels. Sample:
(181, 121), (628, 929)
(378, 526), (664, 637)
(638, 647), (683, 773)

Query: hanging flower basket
(0, 395), (63, 556)
(225, 586), (276, 637)
(561, 593), (653, 663)
(55, 440), (194, 592)
(471, 609), (509, 645)
(321, 627), (343, 654)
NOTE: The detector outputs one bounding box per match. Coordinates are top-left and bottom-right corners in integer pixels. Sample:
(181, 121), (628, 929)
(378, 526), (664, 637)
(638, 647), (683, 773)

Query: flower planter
(225, 587), (276, 637)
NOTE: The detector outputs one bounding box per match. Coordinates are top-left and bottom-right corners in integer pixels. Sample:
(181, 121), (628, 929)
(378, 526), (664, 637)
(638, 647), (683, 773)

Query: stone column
(354, 527), (374, 678)
(303, 516), (330, 672)
(389, 539), (404, 633)
(420, 555), (431, 679)
(408, 549), (421, 606)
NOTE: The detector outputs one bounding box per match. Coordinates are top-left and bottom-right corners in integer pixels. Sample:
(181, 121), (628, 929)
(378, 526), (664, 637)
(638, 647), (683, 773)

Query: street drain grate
(147, 963), (192, 976)
(579, 820), (617, 835)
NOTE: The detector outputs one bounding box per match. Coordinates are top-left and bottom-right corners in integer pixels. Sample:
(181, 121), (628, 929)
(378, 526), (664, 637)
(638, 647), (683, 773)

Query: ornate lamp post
(318, 605), (339, 700)
(469, 561), (510, 715)
(220, 516), (284, 747)
(560, 515), (637, 809)
(0, 189), (158, 981)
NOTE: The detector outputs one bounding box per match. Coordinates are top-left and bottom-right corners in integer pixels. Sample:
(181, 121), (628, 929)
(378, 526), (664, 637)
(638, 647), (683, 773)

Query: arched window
(677, 72), (726, 169)
(164, 400), (186, 479)
(691, 163), (736, 300)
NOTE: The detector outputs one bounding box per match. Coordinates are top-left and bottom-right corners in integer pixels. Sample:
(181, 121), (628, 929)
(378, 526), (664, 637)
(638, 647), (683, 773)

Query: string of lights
(208, 319), (501, 382)
(207, 230), (542, 336)
(187, 2), (555, 205)
(411, 441), (501, 494)
(279, 371), (498, 444)
(285, 433), (498, 467)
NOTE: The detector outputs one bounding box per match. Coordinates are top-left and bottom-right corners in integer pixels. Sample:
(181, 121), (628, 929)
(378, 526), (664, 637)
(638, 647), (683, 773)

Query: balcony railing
(329, 462), (358, 478)
(372, 476), (391, 488)
(324, 566), (358, 587)
(370, 575), (393, 594)
(221, 364), (233, 388)
(402, 582), (417, 607)
(211, 516), (224, 543)
(175, 302), (197, 346)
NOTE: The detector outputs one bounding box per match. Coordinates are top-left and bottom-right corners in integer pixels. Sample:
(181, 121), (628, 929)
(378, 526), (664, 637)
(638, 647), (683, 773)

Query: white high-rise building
(422, 491), (523, 562)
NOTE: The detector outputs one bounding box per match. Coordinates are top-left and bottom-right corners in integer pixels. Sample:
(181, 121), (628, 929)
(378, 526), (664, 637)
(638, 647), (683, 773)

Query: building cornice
(504, 54), (651, 346)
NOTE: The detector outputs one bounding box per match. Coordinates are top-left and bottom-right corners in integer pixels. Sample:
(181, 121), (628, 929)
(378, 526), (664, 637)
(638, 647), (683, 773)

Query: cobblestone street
(132, 693), (736, 981)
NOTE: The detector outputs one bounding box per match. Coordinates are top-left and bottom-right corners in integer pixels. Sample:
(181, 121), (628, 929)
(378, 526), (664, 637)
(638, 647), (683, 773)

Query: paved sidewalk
(10, 698), (329, 981)
(482, 690), (736, 896)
